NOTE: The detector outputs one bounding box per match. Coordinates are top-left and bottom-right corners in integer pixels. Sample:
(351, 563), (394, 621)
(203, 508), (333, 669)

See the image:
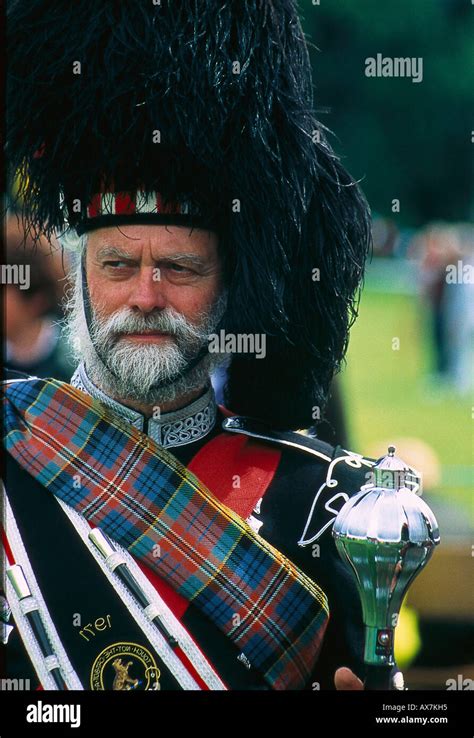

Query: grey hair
(55, 225), (88, 256)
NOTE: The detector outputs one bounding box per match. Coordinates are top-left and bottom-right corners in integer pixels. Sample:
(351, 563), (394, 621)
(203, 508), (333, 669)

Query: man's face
(70, 224), (226, 406)
(86, 224), (223, 337)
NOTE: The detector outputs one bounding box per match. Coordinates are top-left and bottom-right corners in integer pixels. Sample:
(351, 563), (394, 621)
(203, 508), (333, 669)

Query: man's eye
(168, 263), (192, 273)
(103, 261), (131, 268)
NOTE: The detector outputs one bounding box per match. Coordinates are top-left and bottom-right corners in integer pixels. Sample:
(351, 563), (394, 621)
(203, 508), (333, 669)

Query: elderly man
(2, 0), (399, 691)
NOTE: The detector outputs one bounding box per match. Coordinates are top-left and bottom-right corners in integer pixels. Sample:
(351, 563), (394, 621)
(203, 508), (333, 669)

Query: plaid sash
(2, 377), (329, 690)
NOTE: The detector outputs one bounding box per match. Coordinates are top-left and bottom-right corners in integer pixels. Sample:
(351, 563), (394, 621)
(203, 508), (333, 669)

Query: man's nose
(127, 267), (168, 313)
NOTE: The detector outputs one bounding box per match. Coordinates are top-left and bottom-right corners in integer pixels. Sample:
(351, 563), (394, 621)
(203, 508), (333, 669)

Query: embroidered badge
(90, 642), (161, 690)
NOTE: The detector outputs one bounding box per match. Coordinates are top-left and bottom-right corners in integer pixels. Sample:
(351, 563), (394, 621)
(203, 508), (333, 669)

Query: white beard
(63, 264), (228, 406)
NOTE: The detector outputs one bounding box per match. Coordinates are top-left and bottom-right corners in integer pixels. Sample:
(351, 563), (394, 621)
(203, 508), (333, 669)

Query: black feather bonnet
(6, 0), (372, 430)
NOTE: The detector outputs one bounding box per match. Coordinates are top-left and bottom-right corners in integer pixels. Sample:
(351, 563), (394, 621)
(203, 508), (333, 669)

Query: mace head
(332, 446), (440, 667)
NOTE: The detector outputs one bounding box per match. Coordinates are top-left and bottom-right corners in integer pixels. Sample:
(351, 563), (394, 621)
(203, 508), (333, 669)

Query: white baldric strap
(56, 498), (227, 691)
(2, 485), (83, 690)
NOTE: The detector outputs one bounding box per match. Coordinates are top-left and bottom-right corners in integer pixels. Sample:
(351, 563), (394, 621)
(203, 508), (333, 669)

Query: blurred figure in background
(443, 224), (474, 395)
(416, 222), (473, 391)
(4, 215), (75, 381)
(371, 215), (400, 258)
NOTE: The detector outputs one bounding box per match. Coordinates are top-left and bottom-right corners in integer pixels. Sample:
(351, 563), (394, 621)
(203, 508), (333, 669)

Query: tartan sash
(2, 377), (329, 690)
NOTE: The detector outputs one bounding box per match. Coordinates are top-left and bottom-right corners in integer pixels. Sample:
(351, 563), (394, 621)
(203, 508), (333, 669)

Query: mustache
(90, 307), (211, 344)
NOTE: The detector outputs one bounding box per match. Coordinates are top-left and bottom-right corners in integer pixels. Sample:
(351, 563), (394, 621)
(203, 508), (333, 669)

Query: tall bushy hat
(6, 0), (371, 430)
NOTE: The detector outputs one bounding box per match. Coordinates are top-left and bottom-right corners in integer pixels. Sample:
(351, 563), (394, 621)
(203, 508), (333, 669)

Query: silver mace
(332, 446), (440, 690)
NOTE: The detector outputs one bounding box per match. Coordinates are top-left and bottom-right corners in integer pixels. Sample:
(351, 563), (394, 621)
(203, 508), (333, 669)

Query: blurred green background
(300, 0), (473, 686)
(342, 283), (472, 520)
(300, 0), (474, 225)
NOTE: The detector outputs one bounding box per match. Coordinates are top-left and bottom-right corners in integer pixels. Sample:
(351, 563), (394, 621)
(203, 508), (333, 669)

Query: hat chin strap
(80, 254), (215, 391)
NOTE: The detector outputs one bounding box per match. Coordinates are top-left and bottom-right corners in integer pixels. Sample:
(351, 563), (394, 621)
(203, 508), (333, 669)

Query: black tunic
(2, 371), (370, 690)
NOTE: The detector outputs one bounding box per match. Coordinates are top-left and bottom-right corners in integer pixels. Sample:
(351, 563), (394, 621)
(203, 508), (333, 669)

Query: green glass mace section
(332, 446), (440, 690)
